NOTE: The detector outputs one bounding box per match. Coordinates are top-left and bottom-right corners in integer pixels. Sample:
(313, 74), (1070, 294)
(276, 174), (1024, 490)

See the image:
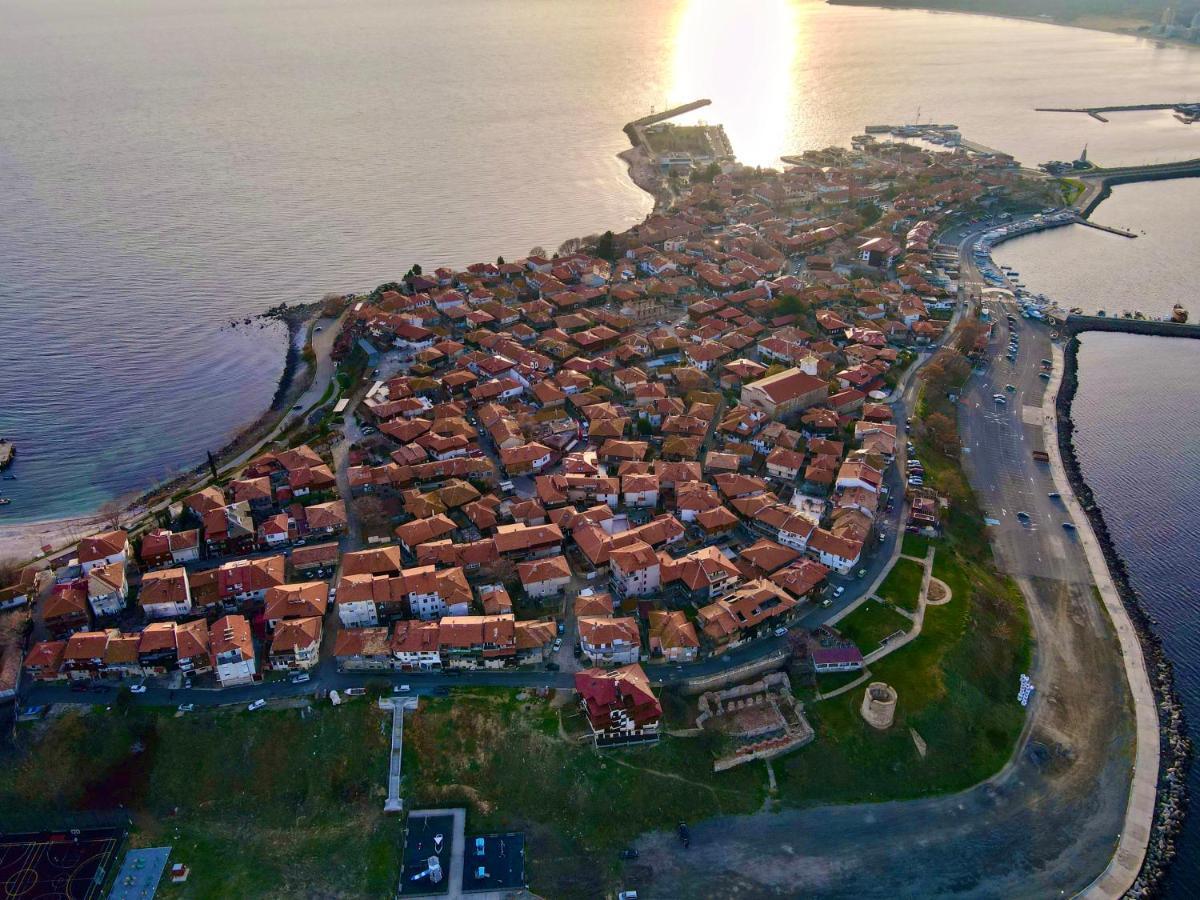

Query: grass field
(403, 688), (764, 898)
(835, 600), (911, 650)
(0, 701), (403, 899)
(876, 557), (926, 613)
(901, 532), (931, 558)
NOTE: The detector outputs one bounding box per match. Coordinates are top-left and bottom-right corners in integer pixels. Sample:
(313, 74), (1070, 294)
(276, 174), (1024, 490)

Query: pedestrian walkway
(862, 546), (935, 665)
(382, 697), (417, 813)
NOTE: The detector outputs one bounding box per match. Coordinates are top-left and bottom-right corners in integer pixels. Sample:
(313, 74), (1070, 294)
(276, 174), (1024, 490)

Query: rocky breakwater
(1056, 335), (1191, 896)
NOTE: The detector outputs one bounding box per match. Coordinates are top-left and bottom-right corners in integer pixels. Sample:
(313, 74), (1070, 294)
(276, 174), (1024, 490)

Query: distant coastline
(825, 0), (1198, 48)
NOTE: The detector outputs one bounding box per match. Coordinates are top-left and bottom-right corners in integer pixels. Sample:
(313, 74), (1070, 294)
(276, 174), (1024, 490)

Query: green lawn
(404, 688), (765, 899)
(816, 669), (866, 695)
(835, 600), (912, 651)
(901, 532), (931, 558)
(877, 557), (926, 613)
(0, 701), (403, 899)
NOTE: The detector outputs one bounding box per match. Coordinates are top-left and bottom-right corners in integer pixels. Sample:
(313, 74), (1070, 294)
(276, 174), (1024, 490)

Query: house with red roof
(574, 664), (662, 747)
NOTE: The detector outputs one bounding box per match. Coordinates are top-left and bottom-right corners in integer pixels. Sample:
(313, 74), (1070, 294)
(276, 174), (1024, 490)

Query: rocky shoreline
(1056, 334), (1191, 897)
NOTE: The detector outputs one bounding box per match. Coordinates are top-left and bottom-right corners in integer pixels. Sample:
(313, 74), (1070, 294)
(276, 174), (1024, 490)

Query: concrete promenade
(1043, 343), (1159, 899)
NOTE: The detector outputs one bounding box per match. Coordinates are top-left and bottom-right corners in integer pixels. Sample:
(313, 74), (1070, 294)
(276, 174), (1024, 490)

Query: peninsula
(0, 117), (1178, 899)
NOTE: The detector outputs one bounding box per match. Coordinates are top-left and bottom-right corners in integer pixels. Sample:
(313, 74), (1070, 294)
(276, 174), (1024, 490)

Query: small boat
(0, 498), (11, 506)
(1, 474), (14, 481)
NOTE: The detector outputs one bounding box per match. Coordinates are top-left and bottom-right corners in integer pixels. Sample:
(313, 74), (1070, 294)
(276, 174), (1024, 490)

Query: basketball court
(0, 828), (124, 900)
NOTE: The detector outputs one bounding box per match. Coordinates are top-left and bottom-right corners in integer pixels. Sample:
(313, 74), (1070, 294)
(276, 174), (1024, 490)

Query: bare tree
(98, 499), (123, 529)
(353, 495), (390, 533)
(0, 558), (22, 587)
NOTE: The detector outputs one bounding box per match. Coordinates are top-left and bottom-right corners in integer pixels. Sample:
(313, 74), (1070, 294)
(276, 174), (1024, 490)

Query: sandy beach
(0, 514), (120, 564)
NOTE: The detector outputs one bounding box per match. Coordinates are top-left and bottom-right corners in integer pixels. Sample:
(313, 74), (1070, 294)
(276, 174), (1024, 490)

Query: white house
(608, 541), (661, 599)
(517, 555), (572, 599)
(211, 615), (257, 686)
(806, 529), (863, 575)
(138, 568), (193, 620)
(578, 616), (642, 665)
(86, 562), (128, 617)
(621, 474), (660, 509)
(77, 530), (130, 574)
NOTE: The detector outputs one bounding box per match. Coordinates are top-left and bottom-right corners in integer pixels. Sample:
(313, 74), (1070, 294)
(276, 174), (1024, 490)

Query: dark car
(619, 848), (640, 860)
(545, 662), (560, 672)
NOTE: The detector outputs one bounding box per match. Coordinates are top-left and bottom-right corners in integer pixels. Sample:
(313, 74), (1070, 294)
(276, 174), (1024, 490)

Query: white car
(178, 703), (195, 713)
(394, 684), (411, 693)
(773, 627), (788, 637)
(833, 586), (846, 598)
(129, 684), (147, 694)
(247, 699), (266, 711)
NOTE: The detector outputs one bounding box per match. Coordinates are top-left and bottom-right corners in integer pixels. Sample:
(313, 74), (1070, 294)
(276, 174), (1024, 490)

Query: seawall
(1079, 168), (1200, 218)
(1062, 315), (1200, 340)
(1056, 334), (1192, 896)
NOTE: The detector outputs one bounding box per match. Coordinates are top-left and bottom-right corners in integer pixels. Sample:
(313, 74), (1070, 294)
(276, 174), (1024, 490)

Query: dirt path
(607, 755), (736, 805)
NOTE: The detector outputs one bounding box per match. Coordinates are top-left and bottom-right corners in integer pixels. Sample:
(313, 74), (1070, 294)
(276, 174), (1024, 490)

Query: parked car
(833, 586), (846, 598)
(130, 684), (147, 694)
(1048, 491), (1061, 499)
(178, 703), (195, 713)
(1062, 522), (1077, 531)
(773, 626), (789, 637)
(552, 638), (563, 652)
(291, 673), (310, 684)
(545, 661), (560, 671)
(1016, 511), (1031, 522)
(344, 687), (367, 696)
(619, 848), (640, 860)
(247, 699), (266, 711)
(393, 684), (411, 693)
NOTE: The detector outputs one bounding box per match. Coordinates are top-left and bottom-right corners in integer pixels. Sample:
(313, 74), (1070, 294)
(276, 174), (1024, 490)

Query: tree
(691, 161), (721, 184)
(529, 246), (547, 259)
(99, 499), (123, 529)
(353, 496), (390, 536)
(0, 558), (21, 588)
(924, 411), (959, 454)
(595, 230), (617, 262)
(773, 294), (807, 316)
(496, 255), (505, 266)
(369, 281), (403, 302)
(557, 236), (586, 257)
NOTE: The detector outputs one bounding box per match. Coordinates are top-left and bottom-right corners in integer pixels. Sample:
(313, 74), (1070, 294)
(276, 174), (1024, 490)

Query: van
(344, 687), (367, 697)
(291, 673), (310, 684)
